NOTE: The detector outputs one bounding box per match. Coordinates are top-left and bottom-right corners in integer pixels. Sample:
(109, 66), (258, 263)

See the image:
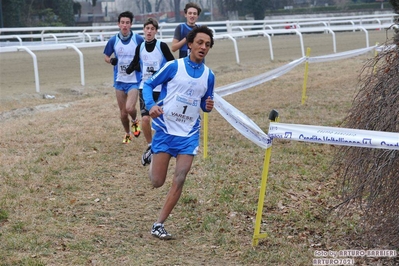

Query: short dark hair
(184, 2), (202, 16)
(186, 25), (214, 48)
(144, 18), (159, 30)
(118, 11), (134, 23)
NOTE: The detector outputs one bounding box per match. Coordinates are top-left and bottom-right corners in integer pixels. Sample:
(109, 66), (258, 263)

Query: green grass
(1, 32), (397, 265)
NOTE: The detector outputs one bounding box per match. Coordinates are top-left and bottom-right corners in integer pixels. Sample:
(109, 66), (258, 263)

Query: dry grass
(1, 30), (398, 265)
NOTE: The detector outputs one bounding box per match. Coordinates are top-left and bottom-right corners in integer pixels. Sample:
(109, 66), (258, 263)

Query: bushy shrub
(332, 12), (399, 247)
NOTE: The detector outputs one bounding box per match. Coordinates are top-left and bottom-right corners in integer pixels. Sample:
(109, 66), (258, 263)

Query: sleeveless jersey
(157, 59), (209, 137)
(178, 23), (198, 58)
(114, 33), (140, 83)
(139, 40), (167, 92)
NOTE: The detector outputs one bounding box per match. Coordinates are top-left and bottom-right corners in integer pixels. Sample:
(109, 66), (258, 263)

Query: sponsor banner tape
(214, 93), (272, 149)
(269, 122), (399, 150)
(212, 45), (396, 150)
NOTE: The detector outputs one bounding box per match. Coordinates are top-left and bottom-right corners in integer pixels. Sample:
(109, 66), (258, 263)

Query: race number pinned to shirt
(143, 60), (160, 81)
(118, 59), (130, 75)
(164, 92), (199, 134)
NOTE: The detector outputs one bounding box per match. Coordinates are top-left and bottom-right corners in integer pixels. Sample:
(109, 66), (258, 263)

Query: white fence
(0, 13), (397, 93)
(0, 13), (395, 45)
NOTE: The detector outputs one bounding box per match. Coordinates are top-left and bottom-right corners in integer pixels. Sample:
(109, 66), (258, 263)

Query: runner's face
(143, 24), (157, 42)
(118, 17), (132, 36)
(185, 8), (199, 26)
(188, 32), (211, 63)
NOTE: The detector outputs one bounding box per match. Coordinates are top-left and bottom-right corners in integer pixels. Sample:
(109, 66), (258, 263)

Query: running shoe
(151, 223), (172, 240)
(131, 120), (141, 138)
(122, 133), (132, 144)
(141, 145), (152, 166)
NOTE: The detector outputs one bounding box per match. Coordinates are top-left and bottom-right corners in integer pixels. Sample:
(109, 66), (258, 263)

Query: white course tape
(375, 44), (396, 52)
(214, 93), (272, 149)
(269, 122), (399, 150)
(307, 46), (376, 63)
(212, 45), (397, 150)
(215, 57), (306, 97)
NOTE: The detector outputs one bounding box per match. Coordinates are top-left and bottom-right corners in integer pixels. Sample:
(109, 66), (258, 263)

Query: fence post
(301, 47), (311, 105)
(226, 20), (232, 34)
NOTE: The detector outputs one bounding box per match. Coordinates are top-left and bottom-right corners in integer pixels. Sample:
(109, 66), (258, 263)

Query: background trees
(2, 0), (75, 27)
(0, 0), (394, 27)
(2, 0), (25, 27)
(243, 0), (270, 19)
(174, 0), (181, 22)
(215, 0), (270, 20)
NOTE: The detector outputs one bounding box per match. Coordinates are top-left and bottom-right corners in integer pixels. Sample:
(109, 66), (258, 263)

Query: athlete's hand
(110, 58), (118, 66)
(205, 96), (214, 111)
(149, 105), (163, 118)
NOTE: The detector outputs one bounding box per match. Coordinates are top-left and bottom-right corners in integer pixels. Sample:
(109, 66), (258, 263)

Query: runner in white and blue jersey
(126, 18), (175, 166)
(103, 11), (144, 143)
(143, 25), (215, 240)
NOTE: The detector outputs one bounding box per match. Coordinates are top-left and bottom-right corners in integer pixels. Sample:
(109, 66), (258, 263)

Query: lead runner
(142, 25), (215, 240)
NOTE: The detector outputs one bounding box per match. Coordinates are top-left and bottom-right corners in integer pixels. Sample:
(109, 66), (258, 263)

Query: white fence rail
(1, 13), (395, 45)
(1, 14), (396, 93)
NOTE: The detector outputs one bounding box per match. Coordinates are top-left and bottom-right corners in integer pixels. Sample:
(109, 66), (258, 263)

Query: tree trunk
(174, 0), (181, 22)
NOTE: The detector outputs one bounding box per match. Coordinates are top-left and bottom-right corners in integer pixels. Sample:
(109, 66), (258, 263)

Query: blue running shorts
(152, 131), (199, 157)
(114, 81), (140, 93)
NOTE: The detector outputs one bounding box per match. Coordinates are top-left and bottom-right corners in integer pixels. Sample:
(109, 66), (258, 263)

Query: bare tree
(334, 0), (350, 9)
(332, 3), (399, 247)
(174, 0), (181, 22)
(116, 0), (138, 13)
(154, 0), (164, 12)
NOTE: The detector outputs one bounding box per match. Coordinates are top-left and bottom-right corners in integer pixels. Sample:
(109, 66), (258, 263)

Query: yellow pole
(301, 47), (311, 105)
(252, 147), (272, 246)
(203, 112), (208, 158)
(252, 110), (279, 246)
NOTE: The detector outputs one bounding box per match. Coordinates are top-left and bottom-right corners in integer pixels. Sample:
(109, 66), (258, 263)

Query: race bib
(164, 93), (199, 127)
(143, 60), (160, 81)
(118, 59), (130, 75)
